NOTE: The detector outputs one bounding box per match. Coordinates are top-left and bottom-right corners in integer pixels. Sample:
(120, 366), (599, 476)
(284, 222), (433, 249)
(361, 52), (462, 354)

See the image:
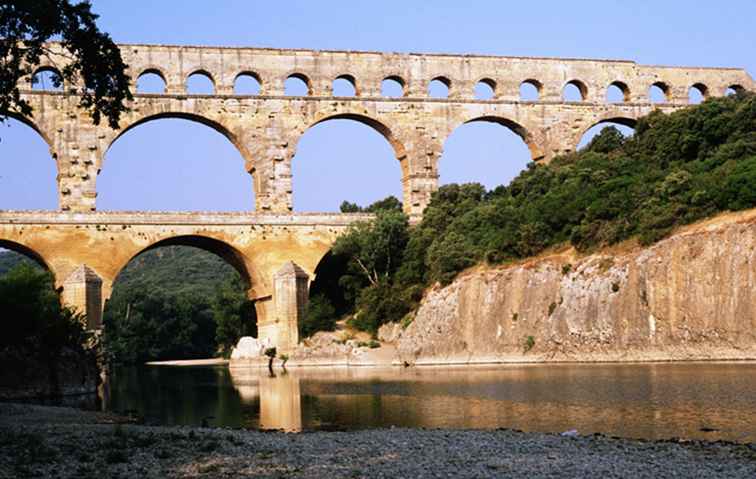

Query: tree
(0, 0), (132, 128)
(212, 277), (256, 356)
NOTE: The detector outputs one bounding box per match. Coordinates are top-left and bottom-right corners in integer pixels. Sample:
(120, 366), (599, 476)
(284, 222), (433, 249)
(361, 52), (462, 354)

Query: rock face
(397, 211), (756, 364)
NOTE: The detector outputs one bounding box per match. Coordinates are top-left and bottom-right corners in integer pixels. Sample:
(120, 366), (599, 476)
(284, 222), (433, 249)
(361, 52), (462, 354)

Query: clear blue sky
(1, 0), (754, 212)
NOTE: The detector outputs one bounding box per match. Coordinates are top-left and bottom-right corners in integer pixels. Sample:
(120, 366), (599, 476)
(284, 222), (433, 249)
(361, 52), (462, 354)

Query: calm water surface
(101, 362), (756, 442)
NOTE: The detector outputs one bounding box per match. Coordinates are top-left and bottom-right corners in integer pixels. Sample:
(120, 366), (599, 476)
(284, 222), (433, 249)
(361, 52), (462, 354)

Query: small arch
(428, 77), (450, 99)
(474, 78), (496, 100)
(234, 72), (261, 95)
(563, 80), (587, 102)
(606, 81), (630, 103)
(689, 83), (708, 104)
(0, 240), (52, 274)
(381, 76), (405, 98)
(285, 73), (311, 96)
(186, 70), (215, 95)
(31, 67), (63, 91)
(520, 79), (542, 101)
(649, 82), (669, 103)
(332, 74), (357, 97)
(725, 84), (744, 96)
(136, 69), (167, 94)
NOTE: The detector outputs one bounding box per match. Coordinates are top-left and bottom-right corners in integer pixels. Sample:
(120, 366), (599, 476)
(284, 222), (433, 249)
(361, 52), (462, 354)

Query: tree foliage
(325, 92), (756, 333)
(0, 0), (132, 128)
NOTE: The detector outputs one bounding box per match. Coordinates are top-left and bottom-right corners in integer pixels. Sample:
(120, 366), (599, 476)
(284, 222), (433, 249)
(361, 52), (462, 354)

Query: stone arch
(135, 68), (168, 93)
(105, 112), (254, 172)
(185, 69), (216, 94)
(575, 115), (638, 150)
(453, 115), (542, 161)
(381, 75), (406, 97)
(726, 84), (745, 95)
(563, 79), (588, 101)
(234, 71), (262, 95)
(474, 77), (497, 99)
(290, 111), (408, 211)
(285, 72), (312, 96)
(520, 79), (543, 101)
(649, 81), (670, 103)
(1, 111), (55, 151)
(428, 76), (452, 98)
(0, 239), (53, 276)
(689, 82), (709, 103)
(607, 81), (630, 102)
(30, 66), (64, 91)
(333, 74), (359, 96)
(113, 234), (256, 293)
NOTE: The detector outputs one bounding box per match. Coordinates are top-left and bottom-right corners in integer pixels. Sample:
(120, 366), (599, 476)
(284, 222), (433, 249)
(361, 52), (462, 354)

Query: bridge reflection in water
(101, 363), (756, 442)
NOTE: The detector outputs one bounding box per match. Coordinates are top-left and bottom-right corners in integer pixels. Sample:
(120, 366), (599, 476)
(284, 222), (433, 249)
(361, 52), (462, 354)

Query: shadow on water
(99, 362), (756, 442)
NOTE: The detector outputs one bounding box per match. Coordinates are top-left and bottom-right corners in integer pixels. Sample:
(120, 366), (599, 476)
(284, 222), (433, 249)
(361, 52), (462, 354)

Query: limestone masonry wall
(14, 43), (754, 215)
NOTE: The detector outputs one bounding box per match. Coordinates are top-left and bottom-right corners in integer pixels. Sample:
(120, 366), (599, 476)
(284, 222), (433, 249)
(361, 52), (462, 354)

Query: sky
(1, 0), (754, 212)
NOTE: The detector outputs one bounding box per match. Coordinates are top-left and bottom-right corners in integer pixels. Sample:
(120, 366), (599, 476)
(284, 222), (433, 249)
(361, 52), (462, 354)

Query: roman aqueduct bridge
(1, 43), (753, 350)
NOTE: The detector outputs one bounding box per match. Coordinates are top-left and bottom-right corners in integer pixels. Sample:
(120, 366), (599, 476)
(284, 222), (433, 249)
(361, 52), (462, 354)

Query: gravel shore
(1, 403), (754, 478)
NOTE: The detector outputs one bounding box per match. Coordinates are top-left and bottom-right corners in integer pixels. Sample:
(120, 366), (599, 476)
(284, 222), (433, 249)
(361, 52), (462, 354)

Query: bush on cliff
(327, 92), (756, 331)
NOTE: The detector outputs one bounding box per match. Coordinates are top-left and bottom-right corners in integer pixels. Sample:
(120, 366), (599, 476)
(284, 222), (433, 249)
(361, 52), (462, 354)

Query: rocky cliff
(393, 210), (756, 364)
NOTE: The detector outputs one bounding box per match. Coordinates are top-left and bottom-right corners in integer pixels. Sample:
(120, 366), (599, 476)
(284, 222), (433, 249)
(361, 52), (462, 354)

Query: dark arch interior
(304, 250), (351, 336)
(292, 115), (403, 212)
(0, 117), (57, 210)
(429, 77), (450, 98)
(440, 117), (533, 190)
(99, 115), (254, 211)
(563, 80), (587, 101)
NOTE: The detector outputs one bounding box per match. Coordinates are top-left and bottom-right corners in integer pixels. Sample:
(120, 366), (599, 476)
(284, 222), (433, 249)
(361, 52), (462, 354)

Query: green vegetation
(325, 92), (756, 335)
(524, 335), (536, 353)
(0, 264), (93, 395)
(1, 0), (132, 128)
(102, 246), (254, 364)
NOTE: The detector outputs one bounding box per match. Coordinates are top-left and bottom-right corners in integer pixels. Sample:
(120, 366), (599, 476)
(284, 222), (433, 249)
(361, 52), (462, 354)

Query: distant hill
(0, 246), (238, 297)
(0, 249), (39, 276)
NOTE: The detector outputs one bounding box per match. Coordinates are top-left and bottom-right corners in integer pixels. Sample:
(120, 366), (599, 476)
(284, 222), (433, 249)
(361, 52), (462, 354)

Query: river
(100, 362), (756, 442)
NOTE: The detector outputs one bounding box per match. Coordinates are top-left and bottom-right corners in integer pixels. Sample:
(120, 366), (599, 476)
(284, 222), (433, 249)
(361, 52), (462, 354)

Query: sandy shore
(0, 403), (754, 478)
(144, 358), (229, 366)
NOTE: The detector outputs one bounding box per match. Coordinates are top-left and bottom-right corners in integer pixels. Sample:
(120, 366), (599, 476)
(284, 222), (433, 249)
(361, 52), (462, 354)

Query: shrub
(301, 294), (337, 338)
(524, 335), (536, 353)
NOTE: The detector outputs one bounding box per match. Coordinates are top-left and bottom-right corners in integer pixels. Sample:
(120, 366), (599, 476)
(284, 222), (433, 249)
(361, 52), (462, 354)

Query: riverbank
(1, 403), (754, 478)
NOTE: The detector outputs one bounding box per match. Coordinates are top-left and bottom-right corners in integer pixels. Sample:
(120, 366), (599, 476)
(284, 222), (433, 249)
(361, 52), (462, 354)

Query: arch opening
(234, 72), (261, 95)
(0, 117), (58, 210)
(649, 82), (669, 103)
(0, 240), (51, 276)
(100, 115), (254, 211)
(440, 117), (533, 190)
(381, 76), (405, 98)
(428, 77), (450, 99)
(577, 119), (636, 151)
(103, 237), (256, 363)
(689, 83), (708, 104)
(474, 79), (496, 100)
(136, 70), (166, 94)
(333, 75), (357, 97)
(31, 67), (63, 91)
(725, 85), (744, 96)
(563, 80), (587, 102)
(292, 115), (403, 212)
(302, 250), (350, 338)
(285, 73), (311, 96)
(520, 80), (541, 101)
(186, 71), (215, 95)
(607, 81), (629, 103)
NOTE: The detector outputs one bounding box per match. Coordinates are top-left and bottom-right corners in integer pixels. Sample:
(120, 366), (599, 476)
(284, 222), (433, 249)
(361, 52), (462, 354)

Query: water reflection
(101, 362), (756, 442)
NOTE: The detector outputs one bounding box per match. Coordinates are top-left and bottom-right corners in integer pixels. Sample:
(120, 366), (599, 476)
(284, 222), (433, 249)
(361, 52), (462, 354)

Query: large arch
(111, 235), (254, 292)
(291, 113), (406, 212)
(99, 113), (255, 211)
(439, 116), (535, 189)
(0, 114), (58, 210)
(576, 116), (638, 150)
(0, 239), (53, 276)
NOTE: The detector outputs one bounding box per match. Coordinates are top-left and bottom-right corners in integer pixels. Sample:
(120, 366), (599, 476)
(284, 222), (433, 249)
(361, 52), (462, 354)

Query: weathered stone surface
(397, 210), (756, 364)
(230, 336), (268, 360)
(15, 42), (754, 215)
